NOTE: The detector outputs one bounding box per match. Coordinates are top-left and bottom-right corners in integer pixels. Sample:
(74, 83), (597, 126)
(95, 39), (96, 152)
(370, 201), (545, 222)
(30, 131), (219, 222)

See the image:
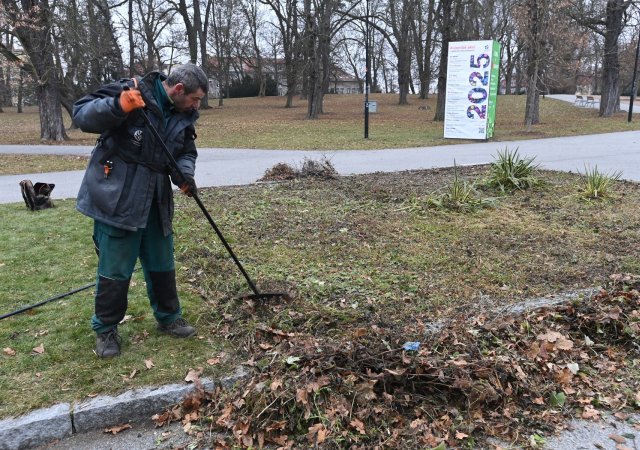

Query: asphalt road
(2, 129), (640, 205)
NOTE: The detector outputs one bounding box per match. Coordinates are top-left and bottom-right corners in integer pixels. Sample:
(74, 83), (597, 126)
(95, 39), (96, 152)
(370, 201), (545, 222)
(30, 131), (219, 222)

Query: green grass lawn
(1, 94), (638, 150)
(1, 166), (638, 419)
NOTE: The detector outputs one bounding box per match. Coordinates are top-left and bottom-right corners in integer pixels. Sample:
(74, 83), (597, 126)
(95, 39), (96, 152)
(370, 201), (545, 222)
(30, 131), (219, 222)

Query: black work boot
(95, 328), (122, 358)
(157, 318), (197, 338)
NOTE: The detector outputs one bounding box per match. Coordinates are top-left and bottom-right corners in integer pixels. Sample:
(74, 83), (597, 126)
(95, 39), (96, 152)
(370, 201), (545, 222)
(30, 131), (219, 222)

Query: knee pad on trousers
(95, 276), (130, 326)
(148, 270), (180, 314)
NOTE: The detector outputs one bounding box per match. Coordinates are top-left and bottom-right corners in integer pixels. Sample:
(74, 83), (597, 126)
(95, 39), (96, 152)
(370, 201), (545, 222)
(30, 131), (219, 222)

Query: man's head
(164, 63), (208, 112)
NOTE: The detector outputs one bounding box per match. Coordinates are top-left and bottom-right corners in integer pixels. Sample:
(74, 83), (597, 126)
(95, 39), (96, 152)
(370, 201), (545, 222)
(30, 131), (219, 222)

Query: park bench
(575, 95), (586, 107)
(585, 96), (599, 107)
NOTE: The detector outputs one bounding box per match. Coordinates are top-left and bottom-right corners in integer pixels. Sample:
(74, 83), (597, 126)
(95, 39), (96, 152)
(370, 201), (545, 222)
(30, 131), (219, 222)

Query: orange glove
(119, 89), (145, 113)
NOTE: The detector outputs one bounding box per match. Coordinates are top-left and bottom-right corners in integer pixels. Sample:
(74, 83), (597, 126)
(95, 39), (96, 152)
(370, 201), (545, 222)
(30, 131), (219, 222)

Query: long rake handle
(0, 282), (95, 321)
(139, 109), (260, 296)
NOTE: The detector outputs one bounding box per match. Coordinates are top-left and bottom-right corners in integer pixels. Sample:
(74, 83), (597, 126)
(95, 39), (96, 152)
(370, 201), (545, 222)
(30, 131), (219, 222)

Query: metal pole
(628, 31), (640, 122)
(364, 0), (370, 138)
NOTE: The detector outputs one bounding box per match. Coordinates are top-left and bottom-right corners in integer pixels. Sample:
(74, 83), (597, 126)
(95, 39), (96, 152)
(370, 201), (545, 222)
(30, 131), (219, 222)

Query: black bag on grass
(19, 180), (55, 211)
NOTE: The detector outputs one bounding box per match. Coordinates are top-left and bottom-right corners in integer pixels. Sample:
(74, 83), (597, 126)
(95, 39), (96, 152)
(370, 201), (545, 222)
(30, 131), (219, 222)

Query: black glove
(179, 175), (197, 197)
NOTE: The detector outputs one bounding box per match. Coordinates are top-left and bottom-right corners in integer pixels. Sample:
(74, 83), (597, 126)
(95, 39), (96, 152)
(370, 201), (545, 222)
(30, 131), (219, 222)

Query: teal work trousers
(91, 202), (182, 333)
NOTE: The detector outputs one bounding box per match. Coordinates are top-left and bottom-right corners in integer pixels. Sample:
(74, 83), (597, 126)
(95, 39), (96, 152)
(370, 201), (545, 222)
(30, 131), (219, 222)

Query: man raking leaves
(73, 63), (207, 358)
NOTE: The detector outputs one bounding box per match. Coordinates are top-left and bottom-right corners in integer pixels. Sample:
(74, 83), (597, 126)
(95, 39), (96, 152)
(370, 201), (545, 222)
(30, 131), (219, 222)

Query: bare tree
(261, 0), (302, 107)
(0, 0), (67, 140)
(497, 0), (524, 95)
(412, 0), (436, 99)
(569, 0), (633, 117)
(130, 0), (177, 73)
(241, 0), (267, 96)
(210, 0), (239, 105)
(170, 0), (213, 107)
(387, 0), (415, 105)
(53, 0), (124, 122)
(0, 32), (15, 110)
(520, 0), (549, 129)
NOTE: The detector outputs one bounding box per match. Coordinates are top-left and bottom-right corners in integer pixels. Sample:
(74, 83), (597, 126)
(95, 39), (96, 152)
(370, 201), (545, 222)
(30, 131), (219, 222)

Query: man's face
(170, 83), (205, 112)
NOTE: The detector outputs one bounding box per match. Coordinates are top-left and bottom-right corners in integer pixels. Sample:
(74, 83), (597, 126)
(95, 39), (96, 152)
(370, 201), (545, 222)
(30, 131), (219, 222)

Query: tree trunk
(307, 9), (320, 119)
(1, 0), (67, 140)
(0, 66), (6, 110)
(524, 0), (547, 130)
(599, 0), (627, 117)
(262, 0), (300, 108)
(390, 0), (414, 105)
(300, 0), (312, 100)
(434, 0), (453, 121)
(194, 0), (211, 108)
(38, 80), (68, 141)
(178, 0), (198, 64)
(17, 69), (23, 113)
(284, 34), (298, 107)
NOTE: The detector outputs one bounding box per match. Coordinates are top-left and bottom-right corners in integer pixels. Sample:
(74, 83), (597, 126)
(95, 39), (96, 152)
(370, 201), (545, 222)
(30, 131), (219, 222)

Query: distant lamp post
(364, 0), (370, 138)
(629, 31), (640, 122)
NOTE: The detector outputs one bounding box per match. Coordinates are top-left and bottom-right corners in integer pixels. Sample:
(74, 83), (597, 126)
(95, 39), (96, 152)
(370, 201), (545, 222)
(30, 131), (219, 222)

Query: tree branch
(0, 42), (36, 78)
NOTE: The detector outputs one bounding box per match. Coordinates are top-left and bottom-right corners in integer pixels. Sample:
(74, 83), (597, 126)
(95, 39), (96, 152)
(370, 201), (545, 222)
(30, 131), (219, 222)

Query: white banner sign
(444, 40), (500, 140)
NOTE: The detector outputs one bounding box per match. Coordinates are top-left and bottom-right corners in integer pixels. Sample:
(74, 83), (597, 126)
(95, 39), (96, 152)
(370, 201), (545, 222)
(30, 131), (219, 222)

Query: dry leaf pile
(155, 274), (640, 449)
(259, 158), (338, 182)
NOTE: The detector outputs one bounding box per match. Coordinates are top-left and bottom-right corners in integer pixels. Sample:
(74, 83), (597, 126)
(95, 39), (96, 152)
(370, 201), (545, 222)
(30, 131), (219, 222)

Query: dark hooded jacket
(73, 72), (198, 236)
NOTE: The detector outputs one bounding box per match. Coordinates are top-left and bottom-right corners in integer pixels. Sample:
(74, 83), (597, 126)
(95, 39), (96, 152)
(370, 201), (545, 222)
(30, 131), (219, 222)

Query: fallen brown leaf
(144, 359), (154, 370)
(353, 327), (368, 338)
(307, 423), (328, 445)
(31, 344), (44, 355)
(537, 330), (564, 342)
(269, 434), (288, 446)
(296, 388), (308, 405)
(456, 431), (469, 439)
(184, 367), (203, 383)
(3, 347), (16, 356)
(270, 378), (283, 392)
(350, 418), (366, 435)
(104, 423), (132, 434)
(581, 405), (601, 421)
(556, 336), (574, 350)
(609, 434), (626, 444)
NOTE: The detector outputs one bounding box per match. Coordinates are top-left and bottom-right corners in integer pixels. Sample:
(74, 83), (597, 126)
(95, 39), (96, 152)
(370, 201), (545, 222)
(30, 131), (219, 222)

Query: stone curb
(0, 367), (248, 450)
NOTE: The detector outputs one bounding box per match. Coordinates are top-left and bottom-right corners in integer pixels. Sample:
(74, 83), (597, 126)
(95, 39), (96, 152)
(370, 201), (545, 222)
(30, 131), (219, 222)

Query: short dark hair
(166, 63), (208, 95)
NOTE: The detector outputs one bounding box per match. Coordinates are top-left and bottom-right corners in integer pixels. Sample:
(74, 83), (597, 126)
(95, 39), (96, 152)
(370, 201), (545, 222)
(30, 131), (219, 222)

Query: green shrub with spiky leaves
(424, 163), (496, 213)
(486, 147), (540, 193)
(578, 165), (621, 200)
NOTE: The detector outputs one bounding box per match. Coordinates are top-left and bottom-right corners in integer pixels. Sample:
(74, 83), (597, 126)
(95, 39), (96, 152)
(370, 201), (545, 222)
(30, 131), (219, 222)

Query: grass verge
(1, 166), (639, 442)
(0, 154), (88, 176)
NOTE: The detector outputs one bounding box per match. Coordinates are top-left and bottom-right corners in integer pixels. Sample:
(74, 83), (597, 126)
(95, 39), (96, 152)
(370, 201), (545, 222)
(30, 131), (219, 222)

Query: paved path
(2, 129), (640, 204)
